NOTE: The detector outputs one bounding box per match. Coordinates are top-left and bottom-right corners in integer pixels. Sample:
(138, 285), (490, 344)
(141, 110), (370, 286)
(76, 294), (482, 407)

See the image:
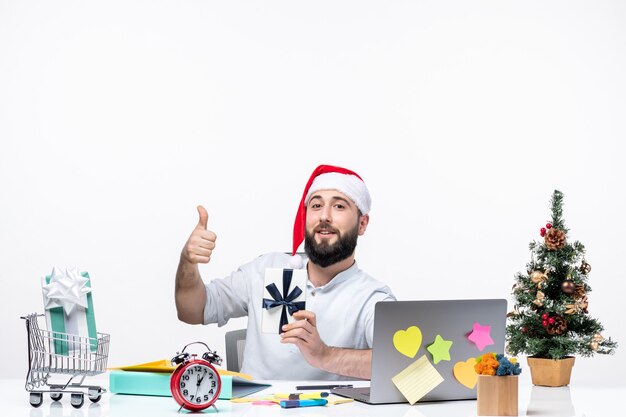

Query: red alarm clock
(170, 342), (222, 412)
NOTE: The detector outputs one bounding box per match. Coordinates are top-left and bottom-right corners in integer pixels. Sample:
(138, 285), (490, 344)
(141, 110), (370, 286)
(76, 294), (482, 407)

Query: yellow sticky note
(393, 326), (422, 358)
(326, 395), (354, 405)
(391, 355), (444, 405)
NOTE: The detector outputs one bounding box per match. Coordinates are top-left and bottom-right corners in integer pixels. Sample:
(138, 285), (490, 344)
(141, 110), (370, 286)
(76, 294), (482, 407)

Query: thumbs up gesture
(181, 205), (217, 264)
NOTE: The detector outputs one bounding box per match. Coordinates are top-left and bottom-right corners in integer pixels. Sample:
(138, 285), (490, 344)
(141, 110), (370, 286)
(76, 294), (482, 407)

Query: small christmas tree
(506, 190), (617, 359)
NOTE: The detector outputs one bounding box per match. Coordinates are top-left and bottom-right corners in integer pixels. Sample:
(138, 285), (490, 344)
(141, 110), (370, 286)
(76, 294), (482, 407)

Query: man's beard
(304, 222), (359, 268)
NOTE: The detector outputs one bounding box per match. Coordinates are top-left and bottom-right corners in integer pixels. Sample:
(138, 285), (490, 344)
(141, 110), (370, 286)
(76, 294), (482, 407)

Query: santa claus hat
(291, 164), (371, 259)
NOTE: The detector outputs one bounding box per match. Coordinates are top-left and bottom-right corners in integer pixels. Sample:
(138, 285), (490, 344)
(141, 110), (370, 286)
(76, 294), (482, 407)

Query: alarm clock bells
(170, 342), (223, 412)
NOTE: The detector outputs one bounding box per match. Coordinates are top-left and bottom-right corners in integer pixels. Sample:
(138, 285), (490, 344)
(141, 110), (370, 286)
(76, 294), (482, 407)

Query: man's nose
(319, 206), (332, 223)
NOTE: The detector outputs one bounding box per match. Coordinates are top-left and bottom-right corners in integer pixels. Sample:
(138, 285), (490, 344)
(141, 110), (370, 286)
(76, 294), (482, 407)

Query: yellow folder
(108, 359), (253, 380)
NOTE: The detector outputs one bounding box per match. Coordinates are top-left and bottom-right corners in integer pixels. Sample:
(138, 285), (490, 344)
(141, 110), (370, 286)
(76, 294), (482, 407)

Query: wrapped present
(41, 266), (98, 355)
(261, 268), (307, 334)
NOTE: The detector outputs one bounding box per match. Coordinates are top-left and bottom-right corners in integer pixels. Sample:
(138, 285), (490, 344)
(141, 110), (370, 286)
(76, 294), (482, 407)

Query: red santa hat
(291, 164), (371, 258)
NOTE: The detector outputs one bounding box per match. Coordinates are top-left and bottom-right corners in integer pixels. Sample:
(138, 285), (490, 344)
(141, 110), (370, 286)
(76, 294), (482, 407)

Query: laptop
(332, 299), (507, 404)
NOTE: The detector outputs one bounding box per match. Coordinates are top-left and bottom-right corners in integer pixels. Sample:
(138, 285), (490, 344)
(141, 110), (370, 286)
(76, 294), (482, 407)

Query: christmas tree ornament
(573, 284), (586, 299)
(581, 296), (589, 313)
(530, 270), (548, 288)
(545, 315), (567, 335)
(580, 260), (591, 275)
(546, 223), (552, 229)
(564, 303), (577, 315)
(544, 228), (567, 250)
(590, 333), (604, 350)
(506, 305), (520, 318)
(561, 280), (575, 295)
(564, 297), (589, 315)
(532, 290), (545, 307)
(540, 227), (547, 237)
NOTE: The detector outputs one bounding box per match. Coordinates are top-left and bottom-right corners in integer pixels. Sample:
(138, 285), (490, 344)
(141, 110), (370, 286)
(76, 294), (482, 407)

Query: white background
(1, 0), (624, 383)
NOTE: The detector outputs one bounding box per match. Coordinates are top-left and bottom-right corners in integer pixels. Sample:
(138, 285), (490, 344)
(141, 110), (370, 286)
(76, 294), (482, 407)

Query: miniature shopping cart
(21, 313), (110, 408)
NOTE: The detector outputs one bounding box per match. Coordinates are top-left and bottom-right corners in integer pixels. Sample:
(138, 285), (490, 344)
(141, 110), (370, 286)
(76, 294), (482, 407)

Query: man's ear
(358, 214), (369, 236)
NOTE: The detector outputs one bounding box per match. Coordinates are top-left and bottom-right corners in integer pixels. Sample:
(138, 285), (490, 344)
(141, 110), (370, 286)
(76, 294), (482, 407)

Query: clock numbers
(178, 364), (218, 406)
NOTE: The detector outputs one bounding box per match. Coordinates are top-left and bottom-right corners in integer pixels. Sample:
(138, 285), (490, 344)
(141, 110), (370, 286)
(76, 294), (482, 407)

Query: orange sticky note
(453, 357), (478, 389)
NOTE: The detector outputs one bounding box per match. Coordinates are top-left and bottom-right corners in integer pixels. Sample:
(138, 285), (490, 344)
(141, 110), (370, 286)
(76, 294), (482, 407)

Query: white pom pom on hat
(288, 254), (304, 269)
(291, 164), (371, 256)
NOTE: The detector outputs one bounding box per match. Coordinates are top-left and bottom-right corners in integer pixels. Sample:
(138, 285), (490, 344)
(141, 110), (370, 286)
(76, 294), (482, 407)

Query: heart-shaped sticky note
(453, 357), (478, 389)
(393, 326), (422, 358)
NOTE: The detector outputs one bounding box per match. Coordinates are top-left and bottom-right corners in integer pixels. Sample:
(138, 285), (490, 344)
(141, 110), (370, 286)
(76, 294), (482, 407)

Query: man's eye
(310, 203), (322, 209)
(334, 204), (345, 209)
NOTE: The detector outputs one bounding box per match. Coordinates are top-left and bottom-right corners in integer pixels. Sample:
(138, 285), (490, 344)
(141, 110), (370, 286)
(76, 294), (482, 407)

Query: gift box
(41, 267), (98, 355)
(261, 268), (307, 334)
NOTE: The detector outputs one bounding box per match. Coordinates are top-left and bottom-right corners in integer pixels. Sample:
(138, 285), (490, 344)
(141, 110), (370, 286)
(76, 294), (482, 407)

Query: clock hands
(192, 369), (208, 405)
(197, 368), (208, 386)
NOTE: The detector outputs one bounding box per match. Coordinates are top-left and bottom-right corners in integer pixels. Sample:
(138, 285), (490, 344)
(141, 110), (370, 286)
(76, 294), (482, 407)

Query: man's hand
(175, 205), (211, 324)
(181, 205), (217, 264)
(280, 310), (331, 369)
(280, 309), (373, 379)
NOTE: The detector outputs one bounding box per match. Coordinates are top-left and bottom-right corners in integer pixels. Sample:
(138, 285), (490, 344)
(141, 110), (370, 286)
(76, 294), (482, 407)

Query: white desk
(1, 372), (624, 417)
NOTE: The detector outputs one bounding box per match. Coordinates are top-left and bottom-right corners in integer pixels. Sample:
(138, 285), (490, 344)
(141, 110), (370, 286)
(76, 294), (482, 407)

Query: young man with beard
(175, 165), (395, 380)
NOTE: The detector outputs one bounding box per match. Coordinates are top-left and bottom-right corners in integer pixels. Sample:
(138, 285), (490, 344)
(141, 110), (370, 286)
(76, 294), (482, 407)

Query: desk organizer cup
(475, 353), (521, 416)
(477, 375), (518, 416)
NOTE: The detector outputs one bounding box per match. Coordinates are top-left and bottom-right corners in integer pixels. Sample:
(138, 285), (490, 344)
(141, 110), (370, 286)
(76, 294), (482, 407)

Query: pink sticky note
(467, 322), (494, 351)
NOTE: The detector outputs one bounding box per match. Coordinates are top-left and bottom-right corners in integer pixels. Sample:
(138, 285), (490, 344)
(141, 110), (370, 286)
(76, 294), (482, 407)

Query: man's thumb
(196, 205), (209, 229)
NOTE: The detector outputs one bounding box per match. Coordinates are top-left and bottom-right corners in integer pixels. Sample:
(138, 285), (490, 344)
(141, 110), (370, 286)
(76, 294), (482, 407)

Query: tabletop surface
(1, 371), (624, 417)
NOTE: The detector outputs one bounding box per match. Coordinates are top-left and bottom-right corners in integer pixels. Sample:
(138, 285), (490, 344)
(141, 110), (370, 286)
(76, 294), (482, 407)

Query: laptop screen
(368, 299), (507, 404)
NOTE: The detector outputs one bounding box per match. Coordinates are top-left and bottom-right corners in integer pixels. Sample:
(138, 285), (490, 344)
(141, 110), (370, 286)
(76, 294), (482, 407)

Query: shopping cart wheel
(50, 391), (63, 401)
(70, 393), (84, 408)
(29, 392), (43, 408)
(88, 387), (102, 403)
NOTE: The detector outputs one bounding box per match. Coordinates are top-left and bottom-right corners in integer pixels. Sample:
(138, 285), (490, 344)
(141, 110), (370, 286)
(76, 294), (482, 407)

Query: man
(175, 165), (395, 380)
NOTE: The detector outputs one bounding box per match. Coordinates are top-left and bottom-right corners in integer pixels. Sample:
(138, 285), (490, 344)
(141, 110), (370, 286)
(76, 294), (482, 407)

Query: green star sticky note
(426, 335), (453, 364)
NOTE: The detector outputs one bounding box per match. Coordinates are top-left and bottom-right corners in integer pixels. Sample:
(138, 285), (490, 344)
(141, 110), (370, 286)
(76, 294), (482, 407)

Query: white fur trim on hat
(304, 172), (371, 214)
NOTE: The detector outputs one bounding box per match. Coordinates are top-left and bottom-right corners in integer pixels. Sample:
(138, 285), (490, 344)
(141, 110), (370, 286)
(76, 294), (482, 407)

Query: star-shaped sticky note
(467, 322), (494, 351)
(426, 335), (453, 364)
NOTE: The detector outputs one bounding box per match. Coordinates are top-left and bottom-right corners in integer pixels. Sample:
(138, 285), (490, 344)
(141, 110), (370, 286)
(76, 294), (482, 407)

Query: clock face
(177, 363), (220, 408)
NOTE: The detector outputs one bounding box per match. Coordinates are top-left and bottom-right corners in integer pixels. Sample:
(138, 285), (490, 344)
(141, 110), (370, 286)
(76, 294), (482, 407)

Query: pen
(280, 399), (328, 408)
(274, 392), (330, 400)
(295, 384), (354, 390)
